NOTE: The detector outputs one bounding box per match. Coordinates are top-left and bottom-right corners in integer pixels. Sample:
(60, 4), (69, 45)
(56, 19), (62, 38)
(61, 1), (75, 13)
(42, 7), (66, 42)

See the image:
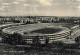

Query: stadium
(1, 23), (79, 46)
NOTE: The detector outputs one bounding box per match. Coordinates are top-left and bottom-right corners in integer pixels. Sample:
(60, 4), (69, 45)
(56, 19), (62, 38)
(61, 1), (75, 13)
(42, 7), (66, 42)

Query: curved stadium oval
(2, 23), (70, 44)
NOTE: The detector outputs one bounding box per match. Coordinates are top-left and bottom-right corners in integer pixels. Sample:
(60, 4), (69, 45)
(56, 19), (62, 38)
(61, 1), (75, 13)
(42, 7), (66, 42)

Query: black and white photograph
(0, 0), (80, 55)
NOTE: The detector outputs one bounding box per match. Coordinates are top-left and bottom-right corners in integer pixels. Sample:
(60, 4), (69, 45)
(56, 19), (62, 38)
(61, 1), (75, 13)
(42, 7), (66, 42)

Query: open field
(0, 43), (80, 55)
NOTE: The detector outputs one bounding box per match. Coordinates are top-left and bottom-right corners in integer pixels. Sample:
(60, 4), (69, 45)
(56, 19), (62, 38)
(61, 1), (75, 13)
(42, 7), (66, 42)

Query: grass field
(0, 43), (80, 55)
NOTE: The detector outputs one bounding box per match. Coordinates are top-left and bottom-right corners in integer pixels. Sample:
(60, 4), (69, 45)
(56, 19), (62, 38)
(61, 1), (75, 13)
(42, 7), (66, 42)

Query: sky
(0, 0), (80, 16)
